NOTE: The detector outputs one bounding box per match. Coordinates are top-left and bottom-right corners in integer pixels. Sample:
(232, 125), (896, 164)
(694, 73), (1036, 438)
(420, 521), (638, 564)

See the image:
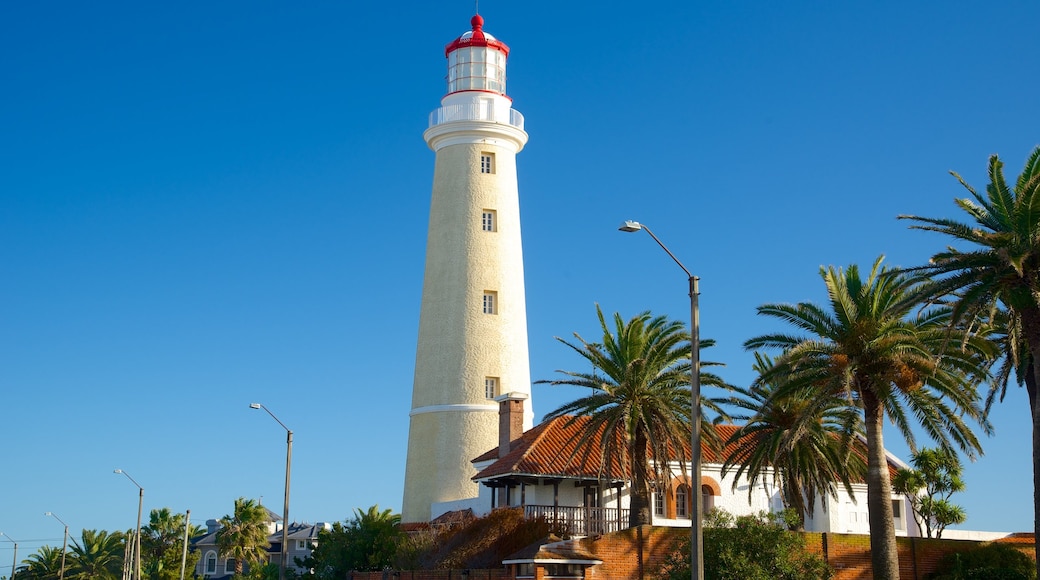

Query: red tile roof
(472, 415), (894, 483)
(472, 416), (747, 481)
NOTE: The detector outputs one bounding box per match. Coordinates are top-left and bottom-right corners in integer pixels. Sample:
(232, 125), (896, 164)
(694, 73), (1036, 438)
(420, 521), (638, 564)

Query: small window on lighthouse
(485, 377), (499, 399)
(480, 153), (495, 174)
(482, 210), (496, 232)
(483, 291), (497, 314)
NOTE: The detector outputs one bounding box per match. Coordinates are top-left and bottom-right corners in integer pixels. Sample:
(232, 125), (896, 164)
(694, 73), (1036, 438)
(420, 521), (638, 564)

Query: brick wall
(346, 570), (511, 580)
(573, 527), (1034, 580)
(349, 528), (1034, 580)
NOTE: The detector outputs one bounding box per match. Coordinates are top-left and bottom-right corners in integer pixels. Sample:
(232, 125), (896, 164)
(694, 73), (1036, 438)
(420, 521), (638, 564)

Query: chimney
(495, 392), (528, 458)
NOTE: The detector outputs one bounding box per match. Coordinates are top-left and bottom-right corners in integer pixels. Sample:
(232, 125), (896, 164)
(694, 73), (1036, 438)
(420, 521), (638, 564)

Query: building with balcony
(430, 394), (921, 539)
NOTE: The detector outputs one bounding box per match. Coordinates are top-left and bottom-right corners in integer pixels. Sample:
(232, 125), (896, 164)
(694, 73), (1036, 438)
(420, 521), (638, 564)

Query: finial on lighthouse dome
(443, 14), (511, 95)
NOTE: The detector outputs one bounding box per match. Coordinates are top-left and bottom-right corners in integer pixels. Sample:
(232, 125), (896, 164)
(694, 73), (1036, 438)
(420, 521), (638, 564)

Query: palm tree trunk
(1019, 307), (1040, 580)
(1027, 346), (1040, 580)
(782, 474), (807, 531)
(1031, 376), (1040, 580)
(629, 431), (652, 527)
(862, 389), (900, 580)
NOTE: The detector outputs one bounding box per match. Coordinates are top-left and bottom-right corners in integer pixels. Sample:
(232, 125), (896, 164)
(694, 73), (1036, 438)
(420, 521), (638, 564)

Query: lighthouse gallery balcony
(428, 103), (525, 130)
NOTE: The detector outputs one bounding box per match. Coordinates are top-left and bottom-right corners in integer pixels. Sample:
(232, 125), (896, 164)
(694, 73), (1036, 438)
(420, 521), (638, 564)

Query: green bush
(657, 509), (832, 580)
(927, 542), (1036, 580)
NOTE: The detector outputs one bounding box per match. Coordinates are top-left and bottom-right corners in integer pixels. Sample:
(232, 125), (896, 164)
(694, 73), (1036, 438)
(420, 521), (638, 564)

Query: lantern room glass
(448, 46), (506, 95)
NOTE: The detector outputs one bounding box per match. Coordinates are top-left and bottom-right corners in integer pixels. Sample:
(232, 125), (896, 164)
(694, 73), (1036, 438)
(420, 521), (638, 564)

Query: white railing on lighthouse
(428, 103), (525, 130)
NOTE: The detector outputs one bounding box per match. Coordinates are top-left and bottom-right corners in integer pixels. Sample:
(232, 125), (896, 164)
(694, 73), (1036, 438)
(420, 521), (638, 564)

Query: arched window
(205, 552), (217, 574)
(675, 485), (690, 519)
(702, 484), (715, 513)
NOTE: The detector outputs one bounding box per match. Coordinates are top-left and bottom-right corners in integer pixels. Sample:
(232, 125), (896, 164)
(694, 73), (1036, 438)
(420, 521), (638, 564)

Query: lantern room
(445, 15), (510, 96)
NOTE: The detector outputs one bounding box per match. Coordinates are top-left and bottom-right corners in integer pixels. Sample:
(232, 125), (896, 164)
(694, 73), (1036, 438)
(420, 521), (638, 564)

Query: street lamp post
(619, 220), (703, 580)
(250, 403), (293, 580)
(45, 512), (70, 580)
(180, 509), (191, 580)
(0, 532), (17, 580)
(114, 469), (144, 580)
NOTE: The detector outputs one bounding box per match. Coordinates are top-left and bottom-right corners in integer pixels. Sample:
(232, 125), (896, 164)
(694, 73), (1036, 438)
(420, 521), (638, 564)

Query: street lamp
(619, 220), (703, 580)
(44, 512), (69, 580)
(114, 469), (144, 580)
(250, 403), (293, 580)
(180, 509), (191, 580)
(0, 532), (17, 580)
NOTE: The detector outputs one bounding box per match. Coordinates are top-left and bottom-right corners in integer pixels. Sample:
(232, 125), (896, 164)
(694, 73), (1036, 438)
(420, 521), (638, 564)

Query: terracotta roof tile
(473, 415), (628, 480)
(473, 416), (895, 483)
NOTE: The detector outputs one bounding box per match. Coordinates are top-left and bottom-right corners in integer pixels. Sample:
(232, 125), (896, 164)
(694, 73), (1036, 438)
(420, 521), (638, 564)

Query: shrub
(657, 509), (831, 580)
(927, 542), (1036, 580)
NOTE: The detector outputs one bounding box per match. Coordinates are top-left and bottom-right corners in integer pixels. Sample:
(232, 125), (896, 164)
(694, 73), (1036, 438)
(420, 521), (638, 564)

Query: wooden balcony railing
(523, 505), (630, 536)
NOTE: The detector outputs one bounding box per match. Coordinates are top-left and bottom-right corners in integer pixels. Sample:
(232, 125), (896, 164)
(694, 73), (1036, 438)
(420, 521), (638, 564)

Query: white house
(428, 393), (921, 538)
(192, 509), (331, 578)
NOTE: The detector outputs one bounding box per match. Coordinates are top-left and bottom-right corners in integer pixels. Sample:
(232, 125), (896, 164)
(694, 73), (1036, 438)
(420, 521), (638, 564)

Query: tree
(15, 545), (64, 579)
(892, 447), (967, 539)
(216, 498), (271, 577)
(657, 509), (832, 580)
(303, 505), (402, 577)
(900, 146), (1040, 573)
(67, 529), (125, 580)
(537, 305), (731, 527)
(744, 257), (994, 580)
(140, 508), (203, 580)
(722, 353), (866, 530)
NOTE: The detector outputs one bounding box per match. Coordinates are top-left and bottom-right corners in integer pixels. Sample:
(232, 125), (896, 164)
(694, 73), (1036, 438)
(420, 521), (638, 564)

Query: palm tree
(141, 508), (204, 580)
(537, 305), (731, 527)
(744, 257), (994, 580)
(900, 146), (1040, 572)
(17, 545), (65, 579)
(216, 498), (271, 576)
(348, 505), (402, 571)
(67, 529), (125, 579)
(721, 352), (866, 530)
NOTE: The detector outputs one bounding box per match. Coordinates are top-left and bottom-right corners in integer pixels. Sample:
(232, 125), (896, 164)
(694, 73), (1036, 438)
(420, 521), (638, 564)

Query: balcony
(523, 505), (630, 536)
(428, 103), (525, 130)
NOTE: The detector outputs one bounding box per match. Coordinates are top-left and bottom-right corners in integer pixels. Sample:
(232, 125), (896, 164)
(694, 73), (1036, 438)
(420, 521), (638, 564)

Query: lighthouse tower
(402, 14), (534, 523)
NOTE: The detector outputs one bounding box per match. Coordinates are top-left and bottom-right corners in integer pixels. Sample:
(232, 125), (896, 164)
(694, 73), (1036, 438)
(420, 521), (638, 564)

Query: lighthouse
(402, 14), (534, 523)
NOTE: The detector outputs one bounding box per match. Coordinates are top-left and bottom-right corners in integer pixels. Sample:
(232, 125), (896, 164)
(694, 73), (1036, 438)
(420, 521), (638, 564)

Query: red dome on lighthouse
(445, 14), (510, 57)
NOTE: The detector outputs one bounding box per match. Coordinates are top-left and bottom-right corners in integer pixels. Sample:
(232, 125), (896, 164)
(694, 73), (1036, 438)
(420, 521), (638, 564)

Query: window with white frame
(485, 377), (499, 399)
(225, 558), (236, 574)
(296, 539), (308, 550)
(654, 492), (665, 516)
(676, 485), (690, 519)
(892, 499), (904, 530)
(482, 209), (496, 232)
(205, 552), (216, 574)
(480, 152), (495, 174)
(483, 291), (497, 314)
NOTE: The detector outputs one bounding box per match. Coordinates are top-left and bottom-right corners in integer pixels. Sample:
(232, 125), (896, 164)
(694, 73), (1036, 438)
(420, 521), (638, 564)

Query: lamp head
(113, 469), (123, 474)
(249, 403), (262, 409)
(44, 512), (52, 516)
(618, 220), (642, 232)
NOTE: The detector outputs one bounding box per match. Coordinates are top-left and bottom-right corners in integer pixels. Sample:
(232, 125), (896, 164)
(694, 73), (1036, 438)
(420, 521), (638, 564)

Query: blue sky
(2, 0), (1038, 554)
